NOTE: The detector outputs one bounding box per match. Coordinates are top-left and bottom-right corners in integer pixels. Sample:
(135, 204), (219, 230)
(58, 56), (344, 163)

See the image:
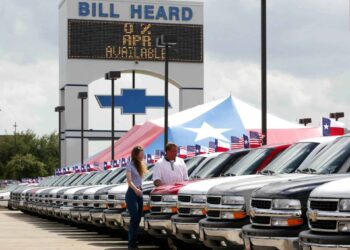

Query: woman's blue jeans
(125, 188), (143, 249)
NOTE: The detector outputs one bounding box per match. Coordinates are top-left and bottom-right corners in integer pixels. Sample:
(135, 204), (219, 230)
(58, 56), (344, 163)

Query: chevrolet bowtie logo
(249, 209), (256, 217)
(309, 210), (318, 222)
(96, 89), (171, 114)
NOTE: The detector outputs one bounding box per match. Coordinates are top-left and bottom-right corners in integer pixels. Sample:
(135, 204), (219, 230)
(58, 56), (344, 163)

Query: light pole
(156, 34), (177, 150)
(77, 92), (88, 166)
(299, 118), (312, 126)
(261, 0), (267, 145)
(330, 112), (344, 121)
(105, 71), (121, 162)
(55, 106), (65, 169)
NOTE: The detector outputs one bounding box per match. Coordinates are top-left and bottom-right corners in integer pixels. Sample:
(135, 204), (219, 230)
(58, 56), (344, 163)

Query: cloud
(204, 58), (350, 127)
(0, 59), (59, 135)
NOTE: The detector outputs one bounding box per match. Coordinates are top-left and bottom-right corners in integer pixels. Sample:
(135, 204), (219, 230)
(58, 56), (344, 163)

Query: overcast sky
(0, 0), (349, 154)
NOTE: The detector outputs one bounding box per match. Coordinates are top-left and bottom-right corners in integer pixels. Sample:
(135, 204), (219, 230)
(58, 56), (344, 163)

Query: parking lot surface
(0, 209), (160, 250)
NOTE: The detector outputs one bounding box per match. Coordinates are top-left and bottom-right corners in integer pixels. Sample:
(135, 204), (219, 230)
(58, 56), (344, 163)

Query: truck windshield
(109, 168), (127, 184)
(190, 153), (233, 179)
(85, 172), (107, 185)
(262, 142), (318, 174)
(224, 148), (273, 176)
(297, 137), (350, 174)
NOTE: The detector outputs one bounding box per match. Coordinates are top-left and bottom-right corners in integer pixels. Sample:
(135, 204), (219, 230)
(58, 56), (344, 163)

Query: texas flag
(243, 134), (250, 149)
(322, 117), (345, 136)
(215, 139), (230, 152)
(147, 154), (154, 164)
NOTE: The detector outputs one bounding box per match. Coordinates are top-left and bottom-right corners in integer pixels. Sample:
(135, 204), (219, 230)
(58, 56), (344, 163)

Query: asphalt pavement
(0, 209), (160, 250)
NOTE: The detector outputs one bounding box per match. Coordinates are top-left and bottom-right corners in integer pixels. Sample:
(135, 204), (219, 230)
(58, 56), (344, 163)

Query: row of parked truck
(8, 134), (350, 250)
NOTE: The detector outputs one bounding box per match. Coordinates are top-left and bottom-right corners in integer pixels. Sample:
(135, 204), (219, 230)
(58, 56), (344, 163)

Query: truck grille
(251, 199), (271, 209)
(94, 195), (99, 200)
(178, 195), (191, 202)
(207, 210), (220, 218)
(94, 203), (99, 208)
(252, 216), (270, 225)
(108, 203), (114, 208)
(63, 195), (68, 199)
(73, 196), (78, 200)
(83, 203), (89, 207)
(310, 220), (337, 230)
(83, 195), (89, 200)
(178, 207), (191, 214)
(151, 195), (162, 202)
(310, 200), (338, 211)
(207, 196), (221, 205)
(108, 195), (115, 200)
(151, 207), (161, 213)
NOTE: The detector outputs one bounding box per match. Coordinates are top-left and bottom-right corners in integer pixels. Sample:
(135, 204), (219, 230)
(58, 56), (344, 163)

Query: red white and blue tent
(87, 96), (340, 165)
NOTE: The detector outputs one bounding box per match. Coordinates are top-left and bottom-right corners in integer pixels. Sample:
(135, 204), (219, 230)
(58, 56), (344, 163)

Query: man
(153, 143), (189, 187)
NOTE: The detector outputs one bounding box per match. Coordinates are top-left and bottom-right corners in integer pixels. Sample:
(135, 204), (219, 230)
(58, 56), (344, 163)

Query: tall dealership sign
(59, 0), (204, 167)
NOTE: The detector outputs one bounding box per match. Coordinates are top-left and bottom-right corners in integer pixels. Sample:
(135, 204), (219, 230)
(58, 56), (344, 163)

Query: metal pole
(132, 70), (136, 127)
(164, 44), (169, 150)
(111, 79), (115, 161)
(81, 99), (84, 166)
(14, 122), (17, 155)
(261, 0), (267, 145)
(58, 112), (62, 169)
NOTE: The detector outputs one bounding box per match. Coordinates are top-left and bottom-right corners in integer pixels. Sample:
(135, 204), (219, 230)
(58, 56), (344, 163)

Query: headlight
(163, 195), (178, 202)
(190, 208), (206, 216)
(339, 199), (350, 211)
(272, 199), (301, 210)
(271, 217), (303, 227)
(99, 195), (108, 200)
(222, 196), (245, 205)
(67, 195), (74, 200)
(192, 195), (206, 203)
(339, 222), (350, 232)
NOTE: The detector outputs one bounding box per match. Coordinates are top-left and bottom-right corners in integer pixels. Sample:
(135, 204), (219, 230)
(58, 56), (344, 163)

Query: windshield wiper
(260, 170), (275, 175)
(191, 176), (201, 179)
(222, 173), (236, 177)
(299, 168), (317, 174)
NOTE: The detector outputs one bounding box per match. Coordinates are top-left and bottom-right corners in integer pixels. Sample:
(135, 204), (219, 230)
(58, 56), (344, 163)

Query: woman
(125, 146), (148, 250)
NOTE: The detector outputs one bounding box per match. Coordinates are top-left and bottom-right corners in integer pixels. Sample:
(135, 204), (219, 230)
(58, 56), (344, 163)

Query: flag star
(245, 140), (248, 144)
(324, 124), (329, 130)
(185, 122), (231, 142)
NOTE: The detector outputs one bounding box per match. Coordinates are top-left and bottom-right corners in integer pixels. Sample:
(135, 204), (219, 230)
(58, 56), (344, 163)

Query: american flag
(187, 145), (196, 158)
(195, 144), (201, 156)
(231, 136), (243, 149)
(249, 131), (263, 147)
(208, 141), (217, 153)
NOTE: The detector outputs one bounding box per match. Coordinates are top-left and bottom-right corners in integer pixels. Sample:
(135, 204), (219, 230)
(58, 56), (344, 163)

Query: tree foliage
(0, 130), (58, 180)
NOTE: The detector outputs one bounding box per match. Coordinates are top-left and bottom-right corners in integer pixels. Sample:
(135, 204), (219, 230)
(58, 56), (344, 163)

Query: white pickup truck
(300, 176), (350, 250)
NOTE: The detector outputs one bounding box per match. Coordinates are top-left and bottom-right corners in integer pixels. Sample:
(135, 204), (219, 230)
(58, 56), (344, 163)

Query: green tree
(0, 130), (59, 179)
(4, 154), (48, 180)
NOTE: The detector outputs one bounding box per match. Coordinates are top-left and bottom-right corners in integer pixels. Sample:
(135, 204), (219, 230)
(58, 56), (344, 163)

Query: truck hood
(49, 186), (75, 195)
(207, 174), (309, 196)
(63, 185), (104, 195)
(178, 175), (265, 196)
(151, 180), (199, 195)
(83, 185), (113, 195)
(108, 181), (153, 195)
(310, 176), (350, 199)
(252, 174), (350, 209)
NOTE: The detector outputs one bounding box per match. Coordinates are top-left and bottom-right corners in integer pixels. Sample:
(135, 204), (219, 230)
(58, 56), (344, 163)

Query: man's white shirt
(152, 157), (189, 185)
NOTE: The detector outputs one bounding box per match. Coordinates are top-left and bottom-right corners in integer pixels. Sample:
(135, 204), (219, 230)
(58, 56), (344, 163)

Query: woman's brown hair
(131, 146), (148, 177)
